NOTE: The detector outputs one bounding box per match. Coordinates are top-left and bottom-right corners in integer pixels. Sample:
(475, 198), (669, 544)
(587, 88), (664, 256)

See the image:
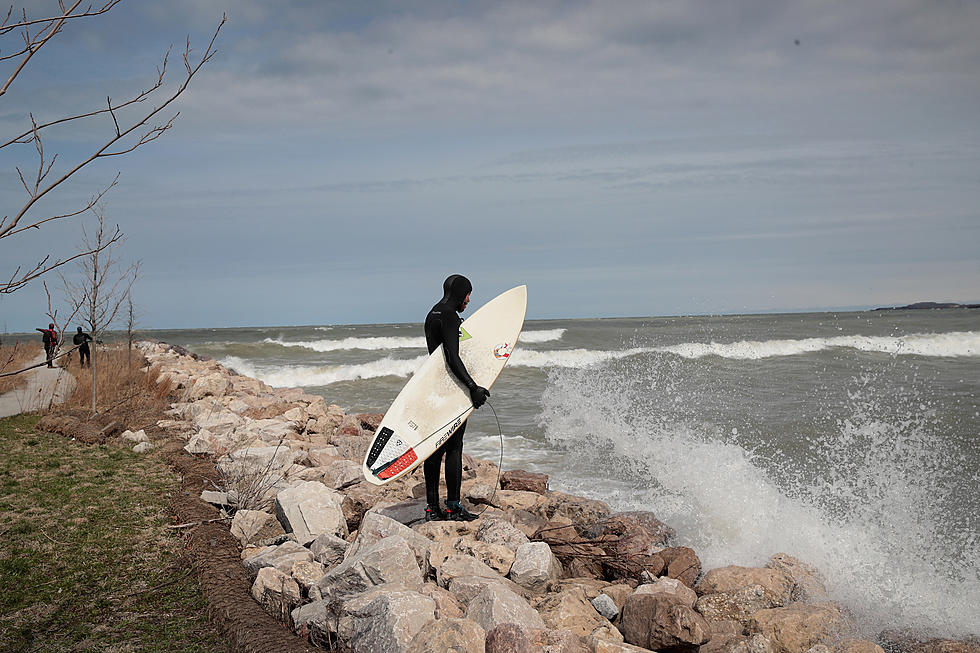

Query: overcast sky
(2, 0), (978, 331)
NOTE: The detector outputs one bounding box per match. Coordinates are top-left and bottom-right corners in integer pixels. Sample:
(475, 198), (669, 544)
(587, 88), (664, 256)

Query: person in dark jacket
(422, 274), (490, 522)
(36, 323), (58, 368)
(73, 326), (93, 367)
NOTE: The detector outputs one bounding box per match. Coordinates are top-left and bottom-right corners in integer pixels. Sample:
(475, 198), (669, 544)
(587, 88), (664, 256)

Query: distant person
(422, 274), (491, 522)
(73, 327), (93, 367)
(36, 323), (58, 368)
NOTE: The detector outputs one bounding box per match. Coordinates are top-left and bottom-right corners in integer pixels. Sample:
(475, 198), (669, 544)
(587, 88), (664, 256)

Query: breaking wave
(221, 355), (425, 387)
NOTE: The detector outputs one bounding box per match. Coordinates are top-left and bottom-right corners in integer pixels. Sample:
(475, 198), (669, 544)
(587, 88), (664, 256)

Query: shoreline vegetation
(873, 302), (979, 311)
(3, 341), (977, 652)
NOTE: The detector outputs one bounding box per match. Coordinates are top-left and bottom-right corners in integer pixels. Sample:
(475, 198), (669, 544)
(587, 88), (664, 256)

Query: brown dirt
(167, 450), (320, 653)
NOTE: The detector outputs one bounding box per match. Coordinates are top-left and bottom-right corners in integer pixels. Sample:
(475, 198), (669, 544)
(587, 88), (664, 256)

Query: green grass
(0, 414), (227, 653)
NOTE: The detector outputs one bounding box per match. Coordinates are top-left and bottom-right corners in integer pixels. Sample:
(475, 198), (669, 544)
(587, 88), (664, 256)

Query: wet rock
(466, 583), (546, 632)
(836, 640), (886, 653)
(634, 576), (698, 608)
(766, 553), (829, 603)
(696, 565), (794, 606)
(747, 602), (849, 653)
(251, 566), (301, 627)
(696, 584), (784, 627)
(620, 591), (711, 653)
(536, 491), (611, 524)
(273, 480), (346, 545)
(406, 618), (486, 653)
(660, 546), (701, 588)
(500, 469), (549, 495)
(337, 585), (436, 653)
(509, 541), (562, 592)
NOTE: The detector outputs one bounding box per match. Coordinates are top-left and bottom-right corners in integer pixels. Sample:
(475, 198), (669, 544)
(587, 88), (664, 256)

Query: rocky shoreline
(133, 341), (977, 653)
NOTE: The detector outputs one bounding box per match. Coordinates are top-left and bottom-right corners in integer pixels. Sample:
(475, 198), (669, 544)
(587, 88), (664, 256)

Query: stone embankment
(136, 341), (978, 653)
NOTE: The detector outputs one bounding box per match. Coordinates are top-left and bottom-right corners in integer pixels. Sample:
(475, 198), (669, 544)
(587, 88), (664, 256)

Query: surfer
(423, 274), (491, 521)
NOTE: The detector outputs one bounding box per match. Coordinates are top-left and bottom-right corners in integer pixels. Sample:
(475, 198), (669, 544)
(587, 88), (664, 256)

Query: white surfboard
(362, 285), (527, 485)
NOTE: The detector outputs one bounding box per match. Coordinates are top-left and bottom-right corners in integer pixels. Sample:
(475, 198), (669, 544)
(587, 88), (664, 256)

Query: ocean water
(149, 309), (979, 638)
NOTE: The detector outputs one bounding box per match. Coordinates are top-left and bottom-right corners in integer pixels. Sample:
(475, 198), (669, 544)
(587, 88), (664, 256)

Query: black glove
(469, 385), (490, 409)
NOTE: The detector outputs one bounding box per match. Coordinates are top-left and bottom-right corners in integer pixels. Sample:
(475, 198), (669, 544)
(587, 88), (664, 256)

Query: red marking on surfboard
(377, 449), (418, 479)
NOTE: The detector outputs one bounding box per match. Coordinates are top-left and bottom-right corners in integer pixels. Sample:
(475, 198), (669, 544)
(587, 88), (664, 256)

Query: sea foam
(540, 354), (980, 638)
(221, 355), (425, 386)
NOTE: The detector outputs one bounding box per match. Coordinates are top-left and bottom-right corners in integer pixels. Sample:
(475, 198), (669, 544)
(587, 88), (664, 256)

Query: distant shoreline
(873, 302), (980, 311)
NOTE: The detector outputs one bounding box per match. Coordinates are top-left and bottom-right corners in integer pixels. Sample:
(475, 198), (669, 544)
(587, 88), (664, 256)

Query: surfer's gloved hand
(469, 384), (490, 409)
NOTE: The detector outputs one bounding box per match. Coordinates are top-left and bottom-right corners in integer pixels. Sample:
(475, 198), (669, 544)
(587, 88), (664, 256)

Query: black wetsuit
(73, 330), (93, 366)
(422, 275), (480, 507)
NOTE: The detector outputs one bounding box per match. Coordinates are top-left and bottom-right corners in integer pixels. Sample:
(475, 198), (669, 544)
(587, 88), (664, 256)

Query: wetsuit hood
(440, 274), (472, 312)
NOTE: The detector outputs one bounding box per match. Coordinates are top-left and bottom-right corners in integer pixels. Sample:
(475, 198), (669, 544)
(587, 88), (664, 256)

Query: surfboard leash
(473, 399), (505, 517)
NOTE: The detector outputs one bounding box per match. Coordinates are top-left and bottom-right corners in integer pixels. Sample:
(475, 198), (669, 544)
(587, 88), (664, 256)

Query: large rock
(347, 511), (431, 573)
(291, 600), (335, 648)
(230, 509), (274, 547)
(187, 373), (230, 400)
(242, 417), (300, 441)
(337, 586), (436, 653)
(747, 602), (848, 653)
(466, 583), (546, 632)
(310, 532), (350, 569)
(195, 409), (244, 437)
(500, 469), (549, 495)
(536, 491), (611, 523)
(634, 576), (698, 607)
(317, 535), (423, 607)
(536, 586), (608, 638)
(696, 584), (784, 627)
(660, 546), (701, 588)
(696, 566), (794, 606)
(273, 480), (346, 545)
(417, 582), (466, 619)
(765, 553), (829, 603)
(251, 566), (302, 627)
(477, 517), (532, 552)
(320, 459), (363, 490)
(620, 592), (711, 653)
(436, 554), (507, 590)
(836, 640), (886, 653)
(585, 511), (675, 545)
(453, 538), (517, 576)
(406, 618), (486, 653)
(243, 540), (313, 576)
(509, 541), (562, 592)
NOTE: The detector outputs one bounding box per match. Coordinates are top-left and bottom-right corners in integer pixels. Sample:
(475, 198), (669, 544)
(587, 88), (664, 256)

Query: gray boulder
(317, 535), (423, 607)
(337, 586), (436, 653)
(346, 511), (431, 573)
(509, 541), (561, 592)
(310, 531), (350, 569)
(273, 480), (346, 545)
(243, 540), (313, 576)
(465, 583), (546, 633)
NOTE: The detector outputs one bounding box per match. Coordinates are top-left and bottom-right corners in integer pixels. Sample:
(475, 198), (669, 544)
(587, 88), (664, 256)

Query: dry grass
(59, 345), (173, 426)
(0, 341), (40, 394)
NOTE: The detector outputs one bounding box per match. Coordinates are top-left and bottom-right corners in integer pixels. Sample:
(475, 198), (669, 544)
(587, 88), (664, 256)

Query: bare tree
(62, 205), (139, 413)
(1, 2), (225, 294)
(125, 292), (138, 368)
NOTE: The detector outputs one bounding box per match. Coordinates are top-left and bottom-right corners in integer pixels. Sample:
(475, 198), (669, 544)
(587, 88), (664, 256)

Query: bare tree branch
(1, 5), (225, 294)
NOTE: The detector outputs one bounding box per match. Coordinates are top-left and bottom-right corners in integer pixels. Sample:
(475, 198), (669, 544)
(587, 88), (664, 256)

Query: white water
(539, 357), (980, 638)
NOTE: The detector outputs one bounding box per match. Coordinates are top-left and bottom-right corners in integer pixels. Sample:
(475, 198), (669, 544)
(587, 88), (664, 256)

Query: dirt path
(0, 355), (76, 418)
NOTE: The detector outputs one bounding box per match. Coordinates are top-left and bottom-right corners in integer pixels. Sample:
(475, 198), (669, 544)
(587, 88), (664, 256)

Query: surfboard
(362, 285), (527, 485)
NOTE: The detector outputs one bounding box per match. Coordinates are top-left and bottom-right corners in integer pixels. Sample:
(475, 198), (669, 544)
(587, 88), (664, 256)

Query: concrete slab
(0, 355), (77, 418)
